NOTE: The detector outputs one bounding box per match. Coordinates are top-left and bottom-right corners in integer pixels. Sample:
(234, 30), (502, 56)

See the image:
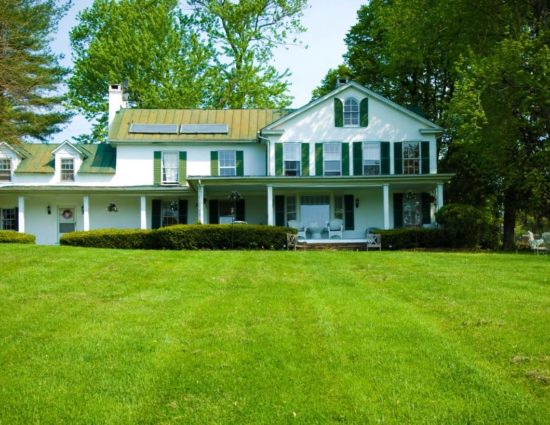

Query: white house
(0, 81), (452, 245)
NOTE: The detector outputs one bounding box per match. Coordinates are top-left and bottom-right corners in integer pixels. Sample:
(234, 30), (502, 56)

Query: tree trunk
(502, 190), (517, 251)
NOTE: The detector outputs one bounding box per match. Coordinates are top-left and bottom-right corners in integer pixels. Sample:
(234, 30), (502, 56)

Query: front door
(58, 207), (76, 239)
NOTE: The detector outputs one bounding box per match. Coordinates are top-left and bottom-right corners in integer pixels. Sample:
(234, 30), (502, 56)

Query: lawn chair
(365, 232), (382, 251)
(528, 231), (547, 255)
(327, 218), (343, 239)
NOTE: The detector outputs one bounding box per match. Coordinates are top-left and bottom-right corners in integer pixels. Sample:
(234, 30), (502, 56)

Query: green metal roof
(109, 108), (289, 142)
(14, 144), (116, 174)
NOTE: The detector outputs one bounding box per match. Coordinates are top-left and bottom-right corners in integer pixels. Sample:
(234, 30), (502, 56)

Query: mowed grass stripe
(0, 246), (548, 424)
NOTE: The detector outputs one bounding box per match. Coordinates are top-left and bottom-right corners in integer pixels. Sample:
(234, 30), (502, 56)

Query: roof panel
(180, 124), (228, 134)
(129, 123), (179, 134)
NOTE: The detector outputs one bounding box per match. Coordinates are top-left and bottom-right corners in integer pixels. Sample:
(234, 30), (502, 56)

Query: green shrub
(379, 228), (446, 250)
(60, 225), (295, 250)
(436, 204), (500, 249)
(60, 229), (154, 249)
(153, 224), (294, 250)
(0, 230), (35, 244)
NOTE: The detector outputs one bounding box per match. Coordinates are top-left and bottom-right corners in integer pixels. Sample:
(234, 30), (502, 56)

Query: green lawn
(0, 245), (549, 424)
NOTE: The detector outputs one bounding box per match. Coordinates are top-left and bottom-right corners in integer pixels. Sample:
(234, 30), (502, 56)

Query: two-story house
(0, 81), (452, 245)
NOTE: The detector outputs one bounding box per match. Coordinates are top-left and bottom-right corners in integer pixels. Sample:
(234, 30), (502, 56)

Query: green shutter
(421, 193), (431, 225)
(393, 193), (403, 228)
(209, 200), (219, 224)
(381, 142), (390, 175)
(15, 207), (19, 231)
(210, 151), (218, 176)
(394, 142), (403, 174)
(315, 143), (323, 176)
(301, 143), (309, 176)
(236, 150), (244, 176)
(360, 98), (369, 127)
(353, 142), (362, 175)
(178, 151), (186, 184)
(421, 141), (430, 174)
(342, 143), (349, 176)
(178, 199), (188, 224)
(334, 98), (343, 127)
(152, 199), (161, 229)
(344, 194), (354, 230)
(153, 151), (161, 185)
(275, 195), (285, 226)
(236, 199), (245, 221)
(275, 143), (283, 176)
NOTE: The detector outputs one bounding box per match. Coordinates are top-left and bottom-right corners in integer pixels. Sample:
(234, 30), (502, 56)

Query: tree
(68, 0), (215, 142)
(0, 0), (72, 144)
(187, 0), (307, 108)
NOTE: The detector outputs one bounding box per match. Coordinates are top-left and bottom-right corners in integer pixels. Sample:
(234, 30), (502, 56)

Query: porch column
(383, 184), (390, 230)
(197, 184), (204, 224)
(267, 185), (274, 226)
(83, 195), (90, 231)
(140, 196), (147, 229)
(436, 183), (444, 211)
(17, 196), (25, 233)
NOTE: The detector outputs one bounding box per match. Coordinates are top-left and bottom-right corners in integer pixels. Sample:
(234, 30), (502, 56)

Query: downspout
(257, 131), (271, 176)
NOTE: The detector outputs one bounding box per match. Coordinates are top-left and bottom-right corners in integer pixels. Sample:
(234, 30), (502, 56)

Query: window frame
(161, 151), (179, 184)
(0, 207), (17, 230)
(324, 142), (342, 176)
(362, 142), (381, 175)
(283, 143), (301, 176)
(403, 142), (421, 175)
(219, 150), (237, 177)
(403, 193), (422, 227)
(343, 97), (359, 127)
(60, 158), (75, 181)
(0, 158), (11, 181)
(160, 200), (179, 227)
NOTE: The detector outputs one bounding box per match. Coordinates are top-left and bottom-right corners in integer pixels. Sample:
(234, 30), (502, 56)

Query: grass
(0, 245), (549, 424)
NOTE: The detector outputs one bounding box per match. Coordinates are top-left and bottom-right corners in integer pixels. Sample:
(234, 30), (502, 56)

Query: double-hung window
(343, 97), (359, 126)
(161, 200), (179, 226)
(324, 143), (341, 176)
(219, 150), (236, 176)
(362, 142), (380, 175)
(403, 142), (420, 174)
(162, 152), (179, 184)
(0, 208), (17, 230)
(60, 158), (74, 181)
(0, 159), (11, 181)
(283, 143), (301, 176)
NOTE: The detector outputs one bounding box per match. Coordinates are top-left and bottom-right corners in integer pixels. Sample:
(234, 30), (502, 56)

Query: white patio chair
(288, 220), (307, 240)
(528, 231), (547, 255)
(327, 218), (343, 239)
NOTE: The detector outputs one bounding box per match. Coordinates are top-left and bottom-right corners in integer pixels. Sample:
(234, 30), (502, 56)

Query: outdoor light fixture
(107, 203), (118, 212)
(355, 198), (360, 208)
(47, 205), (51, 215)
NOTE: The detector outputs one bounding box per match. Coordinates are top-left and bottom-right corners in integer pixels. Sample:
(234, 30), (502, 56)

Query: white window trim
(362, 142), (381, 176)
(343, 96), (359, 127)
(283, 143), (301, 176)
(161, 151), (179, 184)
(219, 150), (237, 177)
(323, 142), (342, 176)
(60, 158), (75, 181)
(0, 158), (11, 181)
(402, 141), (421, 175)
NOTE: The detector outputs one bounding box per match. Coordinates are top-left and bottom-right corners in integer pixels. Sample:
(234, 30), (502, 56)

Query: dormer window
(61, 158), (74, 181)
(343, 97), (359, 126)
(0, 158), (11, 181)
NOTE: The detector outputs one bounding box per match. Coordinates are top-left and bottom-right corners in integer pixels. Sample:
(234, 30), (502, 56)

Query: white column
(17, 196), (25, 233)
(83, 196), (90, 231)
(140, 196), (147, 229)
(383, 184), (390, 230)
(198, 184), (204, 224)
(436, 183), (444, 211)
(267, 185), (274, 226)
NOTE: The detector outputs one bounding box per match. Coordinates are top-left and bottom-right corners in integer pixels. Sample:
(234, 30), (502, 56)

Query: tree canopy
(0, 0), (72, 144)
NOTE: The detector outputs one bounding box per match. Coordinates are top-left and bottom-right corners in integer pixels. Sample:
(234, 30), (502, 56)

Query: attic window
(180, 124), (228, 134)
(0, 158), (11, 181)
(129, 124), (179, 134)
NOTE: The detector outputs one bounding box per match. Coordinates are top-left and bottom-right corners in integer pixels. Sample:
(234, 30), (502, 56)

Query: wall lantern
(107, 203), (118, 212)
(355, 198), (360, 208)
(47, 205), (51, 215)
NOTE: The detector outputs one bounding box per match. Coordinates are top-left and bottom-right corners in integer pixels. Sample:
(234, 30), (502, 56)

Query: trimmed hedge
(0, 230), (36, 244)
(60, 224), (295, 250)
(60, 229), (154, 249)
(379, 228), (446, 250)
(436, 204), (500, 249)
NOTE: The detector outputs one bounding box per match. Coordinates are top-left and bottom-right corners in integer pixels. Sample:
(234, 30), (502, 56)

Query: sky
(50, 0), (366, 143)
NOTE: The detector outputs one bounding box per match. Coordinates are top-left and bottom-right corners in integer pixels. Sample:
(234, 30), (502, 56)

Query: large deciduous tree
(68, 0), (215, 142)
(0, 0), (72, 144)
(187, 0), (307, 109)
